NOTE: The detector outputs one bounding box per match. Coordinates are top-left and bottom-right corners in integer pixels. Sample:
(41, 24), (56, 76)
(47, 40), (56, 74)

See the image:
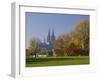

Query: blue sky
(25, 12), (89, 48)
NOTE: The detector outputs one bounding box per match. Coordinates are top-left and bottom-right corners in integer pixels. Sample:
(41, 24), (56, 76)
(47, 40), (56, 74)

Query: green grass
(26, 56), (89, 67)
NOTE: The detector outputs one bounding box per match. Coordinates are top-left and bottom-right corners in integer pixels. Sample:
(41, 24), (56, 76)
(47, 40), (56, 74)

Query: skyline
(25, 12), (89, 48)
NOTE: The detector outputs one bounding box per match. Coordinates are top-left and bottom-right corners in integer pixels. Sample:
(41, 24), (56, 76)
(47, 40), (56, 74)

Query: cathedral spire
(51, 28), (55, 41)
(47, 28), (51, 43)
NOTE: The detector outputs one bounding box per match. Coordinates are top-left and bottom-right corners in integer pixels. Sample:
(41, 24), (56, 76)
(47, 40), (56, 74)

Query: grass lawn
(26, 56), (89, 67)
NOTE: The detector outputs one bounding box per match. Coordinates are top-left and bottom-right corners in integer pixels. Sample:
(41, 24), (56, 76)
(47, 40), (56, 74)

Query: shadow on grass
(26, 56), (88, 64)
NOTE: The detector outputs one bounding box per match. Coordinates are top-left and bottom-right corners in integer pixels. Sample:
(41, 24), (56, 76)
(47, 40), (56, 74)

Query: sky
(25, 12), (89, 48)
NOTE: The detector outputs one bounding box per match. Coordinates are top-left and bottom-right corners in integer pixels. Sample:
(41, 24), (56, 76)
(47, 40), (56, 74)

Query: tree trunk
(52, 49), (56, 56)
(82, 43), (84, 49)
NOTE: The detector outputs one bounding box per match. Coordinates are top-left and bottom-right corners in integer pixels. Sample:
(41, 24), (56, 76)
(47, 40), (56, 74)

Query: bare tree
(29, 37), (41, 58)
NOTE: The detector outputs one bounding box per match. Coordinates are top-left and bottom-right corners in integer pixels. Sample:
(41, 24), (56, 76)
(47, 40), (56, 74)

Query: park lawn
(26, 56), (89, 67)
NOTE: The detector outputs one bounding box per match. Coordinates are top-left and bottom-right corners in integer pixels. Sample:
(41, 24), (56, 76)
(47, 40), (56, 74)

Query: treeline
(54, 20), (89, 56)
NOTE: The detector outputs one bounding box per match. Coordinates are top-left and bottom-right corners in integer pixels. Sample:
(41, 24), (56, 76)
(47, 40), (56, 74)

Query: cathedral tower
(47, 28), (56, 50)
(51, 28), (55, 43)
(47, 29), (51, 44)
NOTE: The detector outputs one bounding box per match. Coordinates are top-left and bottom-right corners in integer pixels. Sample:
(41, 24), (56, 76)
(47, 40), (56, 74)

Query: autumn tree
(54, 20), (89, 56)
(73, 20), (89, 49)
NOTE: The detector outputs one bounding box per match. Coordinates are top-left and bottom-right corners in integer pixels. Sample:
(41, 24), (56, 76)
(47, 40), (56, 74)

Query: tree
(54, 20), (89, 56)
(73, 20), (89, 50)
(29, 37), (41, 57)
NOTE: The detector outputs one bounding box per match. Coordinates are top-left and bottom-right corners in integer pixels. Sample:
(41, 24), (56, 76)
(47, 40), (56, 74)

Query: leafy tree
(73, 20), (89, 49)
(54, 20), (89, 56)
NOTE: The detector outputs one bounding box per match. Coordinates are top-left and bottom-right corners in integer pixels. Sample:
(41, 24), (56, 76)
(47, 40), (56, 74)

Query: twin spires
(47, 28), (55, 44)
(43, 28), (56, 50)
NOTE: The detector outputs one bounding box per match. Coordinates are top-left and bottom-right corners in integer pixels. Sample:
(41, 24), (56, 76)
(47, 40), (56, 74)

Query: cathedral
(39, 28), (56, 52)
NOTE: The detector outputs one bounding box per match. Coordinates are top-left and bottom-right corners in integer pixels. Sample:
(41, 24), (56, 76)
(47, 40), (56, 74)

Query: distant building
(39, 28), (56, 56)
